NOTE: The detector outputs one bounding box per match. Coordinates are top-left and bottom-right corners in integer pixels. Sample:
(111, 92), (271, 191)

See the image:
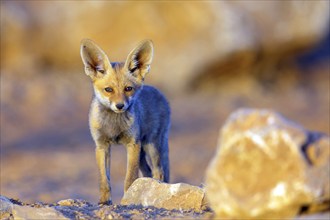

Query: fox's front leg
(124, 142), (141, 192)
(95, 142), (112, 204)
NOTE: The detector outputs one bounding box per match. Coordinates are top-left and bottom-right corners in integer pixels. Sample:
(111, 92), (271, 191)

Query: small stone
(121, 177), (205, 211)
(57, 199), (74, 206)
(130, 209), (140, 215)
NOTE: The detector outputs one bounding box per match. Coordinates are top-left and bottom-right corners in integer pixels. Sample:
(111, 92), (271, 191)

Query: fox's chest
(98, 112), (135, 144)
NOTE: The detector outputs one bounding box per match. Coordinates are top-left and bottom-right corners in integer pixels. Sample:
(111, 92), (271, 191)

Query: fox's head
(80, 39), (153, 113)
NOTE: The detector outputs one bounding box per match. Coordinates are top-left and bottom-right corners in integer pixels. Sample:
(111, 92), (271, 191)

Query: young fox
(80, 39), (170, 204)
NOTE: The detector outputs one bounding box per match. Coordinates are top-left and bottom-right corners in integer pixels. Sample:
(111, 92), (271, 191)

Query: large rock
(121, 177), (206, 211)
(205, 109), (329, 219)
(303, 134), (330, 214)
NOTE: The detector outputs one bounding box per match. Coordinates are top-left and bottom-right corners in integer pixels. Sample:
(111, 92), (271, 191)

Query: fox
(80, 39), (170, 204)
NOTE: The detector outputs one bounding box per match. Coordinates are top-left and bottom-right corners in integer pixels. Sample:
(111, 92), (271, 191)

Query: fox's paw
(98, 200), (112, 206)
(153, 169), (164, 182)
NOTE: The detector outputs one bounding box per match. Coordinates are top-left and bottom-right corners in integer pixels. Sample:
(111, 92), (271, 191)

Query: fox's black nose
(116, 103), (125, 110)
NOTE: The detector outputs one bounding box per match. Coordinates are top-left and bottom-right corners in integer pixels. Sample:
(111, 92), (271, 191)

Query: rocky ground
(1, 196), (330, 220)
(1, 197), (213, 219)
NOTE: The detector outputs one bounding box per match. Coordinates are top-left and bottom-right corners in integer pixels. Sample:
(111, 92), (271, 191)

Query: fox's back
(133, 85), (170, 141)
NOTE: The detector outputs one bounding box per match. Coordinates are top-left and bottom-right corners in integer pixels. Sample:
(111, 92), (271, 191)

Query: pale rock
(12, 205), (68, 220)
(0, 195), (69, 220)
(205, 108), (330, 219)
(121, 177), (206, 211)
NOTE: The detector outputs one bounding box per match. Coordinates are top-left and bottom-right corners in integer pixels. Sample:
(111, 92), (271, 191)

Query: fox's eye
(129, 67), (138, 73)
(124, 86), (133, 92)
(98, 70), (105, 74)
(104, 87), (113, 93)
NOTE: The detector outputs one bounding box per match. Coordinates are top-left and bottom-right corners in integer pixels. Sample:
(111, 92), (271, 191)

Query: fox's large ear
(124, 40), (153, 81)
(80, 39), (111, 79)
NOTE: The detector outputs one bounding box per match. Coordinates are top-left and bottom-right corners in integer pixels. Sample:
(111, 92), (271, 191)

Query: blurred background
(1, 1), (329, 204)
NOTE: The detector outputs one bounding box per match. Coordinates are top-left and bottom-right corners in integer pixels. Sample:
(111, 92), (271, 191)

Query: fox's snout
(116, 103), (125, 110)
(93, 86), (133, 113)
(111, 101), (128, 113)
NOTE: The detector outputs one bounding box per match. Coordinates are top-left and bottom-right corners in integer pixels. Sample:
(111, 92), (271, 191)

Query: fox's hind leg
(139, 150), (152, 177)
(160, 137), (170, 183)
(143, 143), (165, 181)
